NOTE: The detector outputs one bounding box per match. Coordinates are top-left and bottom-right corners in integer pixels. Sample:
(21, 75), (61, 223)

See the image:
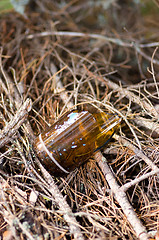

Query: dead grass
(0, 1), (159, 239)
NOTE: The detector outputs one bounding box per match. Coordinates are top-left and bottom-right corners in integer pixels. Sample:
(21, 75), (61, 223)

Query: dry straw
(0, 1), (159, 239)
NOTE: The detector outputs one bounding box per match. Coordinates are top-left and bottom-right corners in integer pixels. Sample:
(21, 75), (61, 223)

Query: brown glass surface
(34, 110), (121, 176)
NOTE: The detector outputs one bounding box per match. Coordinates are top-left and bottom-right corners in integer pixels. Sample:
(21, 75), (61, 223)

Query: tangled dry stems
(0, 1), (159, 239)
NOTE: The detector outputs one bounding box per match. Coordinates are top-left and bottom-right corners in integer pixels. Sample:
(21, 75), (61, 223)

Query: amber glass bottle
(33, 110), (121, 175)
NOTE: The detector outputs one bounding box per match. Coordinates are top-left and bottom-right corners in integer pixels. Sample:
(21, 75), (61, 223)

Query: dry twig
(0, 1), (159, 239)
(26, 31), (159, 65)
(94, 151), (149, 240)
(36, 159), (84, 240)
(114, 134), (159, 172)
(0, 98), (32, 148)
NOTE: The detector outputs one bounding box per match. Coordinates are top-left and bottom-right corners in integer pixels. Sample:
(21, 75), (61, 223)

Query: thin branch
(49, 63), (74, 111)
(0, 98), (32, 148)
(102, 78), (159, 119)
(36, 159), (84, 240)
(26, 31), (133, 47)
(26, 31), (159, 65)
(121, 169), (159, 192)
(114, 134), (159, 172)
(94, 151), (149, 240)
(133, 116), (159, 135)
